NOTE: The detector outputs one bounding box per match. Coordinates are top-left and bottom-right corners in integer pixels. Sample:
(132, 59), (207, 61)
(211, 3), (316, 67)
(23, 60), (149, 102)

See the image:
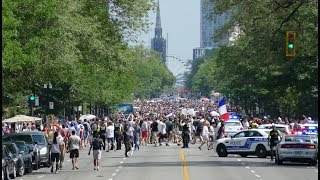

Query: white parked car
(275, 135), (317, 166)
(215, 129), (271, 158)
(224, 120), (244, 137)
(258, 124), (292, 135)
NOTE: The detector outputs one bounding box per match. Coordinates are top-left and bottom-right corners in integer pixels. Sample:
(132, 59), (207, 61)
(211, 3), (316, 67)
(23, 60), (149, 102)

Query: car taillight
(281, 144), (316, 149)
(239, 127), (243, 130)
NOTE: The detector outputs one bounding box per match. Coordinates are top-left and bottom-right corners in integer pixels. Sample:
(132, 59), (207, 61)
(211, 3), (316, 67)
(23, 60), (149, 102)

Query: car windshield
(31, 135), (46, 145)
(225, 122), (241, 127)
(258, 126), (286, 132)
(6, 135), (33, 144)
(285, 136), (311, 143)
(5, 144), (17, 154)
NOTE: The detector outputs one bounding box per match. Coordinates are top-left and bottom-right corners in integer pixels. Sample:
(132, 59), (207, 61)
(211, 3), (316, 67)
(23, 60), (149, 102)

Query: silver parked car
(275, 135), (317, 166)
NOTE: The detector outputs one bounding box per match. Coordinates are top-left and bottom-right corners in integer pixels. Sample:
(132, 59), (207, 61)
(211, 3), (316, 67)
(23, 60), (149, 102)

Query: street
(19, 143), (318, 180)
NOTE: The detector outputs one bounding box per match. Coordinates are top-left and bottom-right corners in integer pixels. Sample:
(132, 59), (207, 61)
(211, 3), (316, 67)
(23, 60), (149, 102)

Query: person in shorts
(50, 131), (63, 173)
(88, 132), (103, 170)
(68, 130), (81, 170)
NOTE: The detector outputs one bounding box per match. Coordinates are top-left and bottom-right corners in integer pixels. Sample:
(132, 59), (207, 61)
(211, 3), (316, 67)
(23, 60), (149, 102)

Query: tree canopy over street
(186, 0), (318, 118)
(2, 0), (175, 117)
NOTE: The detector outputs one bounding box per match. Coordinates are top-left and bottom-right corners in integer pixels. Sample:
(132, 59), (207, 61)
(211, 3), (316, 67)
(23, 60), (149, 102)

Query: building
(193, 0), (230, 59)
(151, 1), (167, 64)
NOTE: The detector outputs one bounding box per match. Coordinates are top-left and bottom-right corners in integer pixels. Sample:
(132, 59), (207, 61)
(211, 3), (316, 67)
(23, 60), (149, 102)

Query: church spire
(155, 0), (162, 38)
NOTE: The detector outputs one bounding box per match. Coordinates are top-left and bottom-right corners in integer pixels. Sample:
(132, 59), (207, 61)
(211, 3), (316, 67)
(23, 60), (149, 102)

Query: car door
(246, 130), (269, 151)
(227, 131), (248, 152)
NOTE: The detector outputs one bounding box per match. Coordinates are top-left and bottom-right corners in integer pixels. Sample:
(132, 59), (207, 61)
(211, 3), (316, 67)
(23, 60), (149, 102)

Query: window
(247, 131), (263, 137)
(234, 131), (246, 138)
(32, 135), (46, 145)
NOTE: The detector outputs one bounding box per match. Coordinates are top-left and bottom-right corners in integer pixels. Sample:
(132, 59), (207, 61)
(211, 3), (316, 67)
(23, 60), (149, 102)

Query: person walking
(268, 124), (282, 161)
(151, 119), (159, 146)
(133, 123), (141, 150)
(68, 130), (81, 170)
(99, 121), (107, 151)
(49, 132), (63, 173)
(181, 119), (190, 148)
(88, 132), (103, 171)
(106, 122), (115, 152)
(208, 122), (215, 150)
(123, 124), (132, 157)
(140, 119), (149, 146)
(114, 119), (122, 150)
(198, 121), (209, 150)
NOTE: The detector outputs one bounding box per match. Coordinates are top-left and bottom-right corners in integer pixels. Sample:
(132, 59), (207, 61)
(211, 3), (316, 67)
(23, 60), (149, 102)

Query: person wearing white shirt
(208, 122), (215, 150)
(106, 122), (115, 152)
(158, 120), (166, 146)
(198, 121), (210, 150)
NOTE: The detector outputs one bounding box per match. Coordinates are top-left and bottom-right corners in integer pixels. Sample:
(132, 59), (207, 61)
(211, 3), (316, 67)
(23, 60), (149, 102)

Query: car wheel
(256, 145), (267, 158)
(9, 165), (17, 179)
(239, 153), (248, 157)
(17, 163), (25, 177)
(217, 144), (228, 157)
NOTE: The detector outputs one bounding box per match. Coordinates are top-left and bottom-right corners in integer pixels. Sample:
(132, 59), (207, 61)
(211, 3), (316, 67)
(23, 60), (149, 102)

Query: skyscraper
(151, 1), (167, 64)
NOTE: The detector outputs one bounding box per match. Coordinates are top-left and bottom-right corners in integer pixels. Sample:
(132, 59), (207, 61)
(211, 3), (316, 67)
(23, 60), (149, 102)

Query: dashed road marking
(120, 161), (124, 164)
(123, 158), (126, 160)
(241, 162), (246, 165)
(250, 170), (255, 174)
(67, 160), (71, 162)
(237, 159), (241, 161)
(37, 175), (44, 179)
(245, 166), (250, 169)
(255, 174), (261, 178)
(115, 169), (119, 172)
(112, 173), (116, 176)
(118, 166), (122, 168)
(108, 178), (112, 180)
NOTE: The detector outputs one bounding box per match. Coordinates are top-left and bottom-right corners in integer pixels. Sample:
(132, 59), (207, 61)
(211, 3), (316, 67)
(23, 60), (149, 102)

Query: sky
(137, 0), (200, 62)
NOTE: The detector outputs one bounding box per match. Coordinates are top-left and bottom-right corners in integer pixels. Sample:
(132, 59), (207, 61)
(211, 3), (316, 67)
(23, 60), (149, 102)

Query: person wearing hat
(268, 124), (282, 161)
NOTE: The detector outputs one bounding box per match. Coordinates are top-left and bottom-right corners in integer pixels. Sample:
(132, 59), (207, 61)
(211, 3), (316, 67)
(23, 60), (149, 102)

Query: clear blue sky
(138, 0), (200, 61)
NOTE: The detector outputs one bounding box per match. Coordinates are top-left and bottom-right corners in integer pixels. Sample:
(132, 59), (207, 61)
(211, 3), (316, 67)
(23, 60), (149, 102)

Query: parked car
(2, 145), (17, 179)
(224, 120), (244, 137)
(275, 135), (317, 166)
(3, 131), (50, 168)
(13, 141), (33, 173)
(3, 142), (25, 177)
(258, 124), (292, 135)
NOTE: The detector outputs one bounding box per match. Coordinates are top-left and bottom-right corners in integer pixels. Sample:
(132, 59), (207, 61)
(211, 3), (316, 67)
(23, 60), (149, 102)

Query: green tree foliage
(190, 0), (317, 118)
(2, 0), (174, 117)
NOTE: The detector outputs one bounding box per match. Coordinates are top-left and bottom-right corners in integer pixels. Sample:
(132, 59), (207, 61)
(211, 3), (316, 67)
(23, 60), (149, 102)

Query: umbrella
(210, 111), (220, 117)
(2, 115), (35, 123)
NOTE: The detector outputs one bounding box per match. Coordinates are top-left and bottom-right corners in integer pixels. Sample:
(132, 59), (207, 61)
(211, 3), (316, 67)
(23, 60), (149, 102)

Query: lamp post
(43, 83), (52, 122)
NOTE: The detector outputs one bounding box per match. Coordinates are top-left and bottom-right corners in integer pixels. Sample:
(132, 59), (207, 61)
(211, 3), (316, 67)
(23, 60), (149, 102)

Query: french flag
(218, 97), (229, 121)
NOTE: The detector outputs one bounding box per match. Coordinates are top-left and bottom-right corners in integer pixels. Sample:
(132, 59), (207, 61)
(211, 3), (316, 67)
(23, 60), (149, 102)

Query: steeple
(155, 0), (162, 38)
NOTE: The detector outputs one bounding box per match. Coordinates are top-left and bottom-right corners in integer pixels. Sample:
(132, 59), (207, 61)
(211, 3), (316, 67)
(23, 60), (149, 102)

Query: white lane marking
(115, 169), (119, 172)
(37, 175), (44, 179)
(120, 161), (124, 164)
(67, 160), (71, 162)
(123, 158), (126, 160)
(314, 170), (318, 173)
(112, 173), (116, 176)
(241, 162), (246, 165)
(250, 170), (255, 174)
(108, 179), (112, 180)
(237, 159), (241, 161)
(245, 166), (250, 169)
(255, 174), (261, 178)
(118, 166), (122, 168)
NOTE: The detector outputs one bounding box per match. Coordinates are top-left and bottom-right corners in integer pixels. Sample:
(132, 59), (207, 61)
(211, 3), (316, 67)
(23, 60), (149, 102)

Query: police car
(297, 123), (318, 135)
(215, 129), (271, 158)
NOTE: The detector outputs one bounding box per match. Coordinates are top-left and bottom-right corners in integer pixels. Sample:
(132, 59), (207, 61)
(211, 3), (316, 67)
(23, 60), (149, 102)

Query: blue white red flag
(218, 97), (229, 121)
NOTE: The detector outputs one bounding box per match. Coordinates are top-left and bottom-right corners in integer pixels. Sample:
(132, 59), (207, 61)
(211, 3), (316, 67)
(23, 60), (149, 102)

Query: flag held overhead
(218, 97), (229, 121)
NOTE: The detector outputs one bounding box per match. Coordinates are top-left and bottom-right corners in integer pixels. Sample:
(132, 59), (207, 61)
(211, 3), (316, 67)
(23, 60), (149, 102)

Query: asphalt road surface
(19, 143), (318, 180)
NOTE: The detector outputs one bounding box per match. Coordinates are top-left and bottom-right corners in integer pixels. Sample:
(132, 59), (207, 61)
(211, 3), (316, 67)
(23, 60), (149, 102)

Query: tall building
(193, 0), (230, 59)
(151, 1), (167, 64)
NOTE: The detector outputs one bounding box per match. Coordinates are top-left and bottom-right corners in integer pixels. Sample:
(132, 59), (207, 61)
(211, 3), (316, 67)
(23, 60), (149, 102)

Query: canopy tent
(79, 114), (96, 121)
(2, 115), (42, 123)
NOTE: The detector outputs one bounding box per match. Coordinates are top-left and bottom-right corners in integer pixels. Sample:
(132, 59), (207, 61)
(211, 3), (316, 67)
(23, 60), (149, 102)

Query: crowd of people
(2, 98), (316, 172)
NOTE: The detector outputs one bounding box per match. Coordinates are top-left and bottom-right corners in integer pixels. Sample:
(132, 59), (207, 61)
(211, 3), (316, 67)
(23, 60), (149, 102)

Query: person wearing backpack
(99, 121), (107, 151)
(88, 132), (103, 171)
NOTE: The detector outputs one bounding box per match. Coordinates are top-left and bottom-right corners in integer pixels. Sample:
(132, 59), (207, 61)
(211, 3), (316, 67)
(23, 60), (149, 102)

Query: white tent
(2, 115), (42, 123)
(79, 114), (96, 121)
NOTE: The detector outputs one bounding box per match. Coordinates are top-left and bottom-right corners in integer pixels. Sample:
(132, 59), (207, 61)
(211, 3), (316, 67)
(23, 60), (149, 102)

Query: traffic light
(28, 95), (35, 107)
(286, 31), (296, 57)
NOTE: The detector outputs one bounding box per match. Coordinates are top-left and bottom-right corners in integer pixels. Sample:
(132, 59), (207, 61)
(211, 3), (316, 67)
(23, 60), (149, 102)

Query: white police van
(215, 129), (271, 158)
